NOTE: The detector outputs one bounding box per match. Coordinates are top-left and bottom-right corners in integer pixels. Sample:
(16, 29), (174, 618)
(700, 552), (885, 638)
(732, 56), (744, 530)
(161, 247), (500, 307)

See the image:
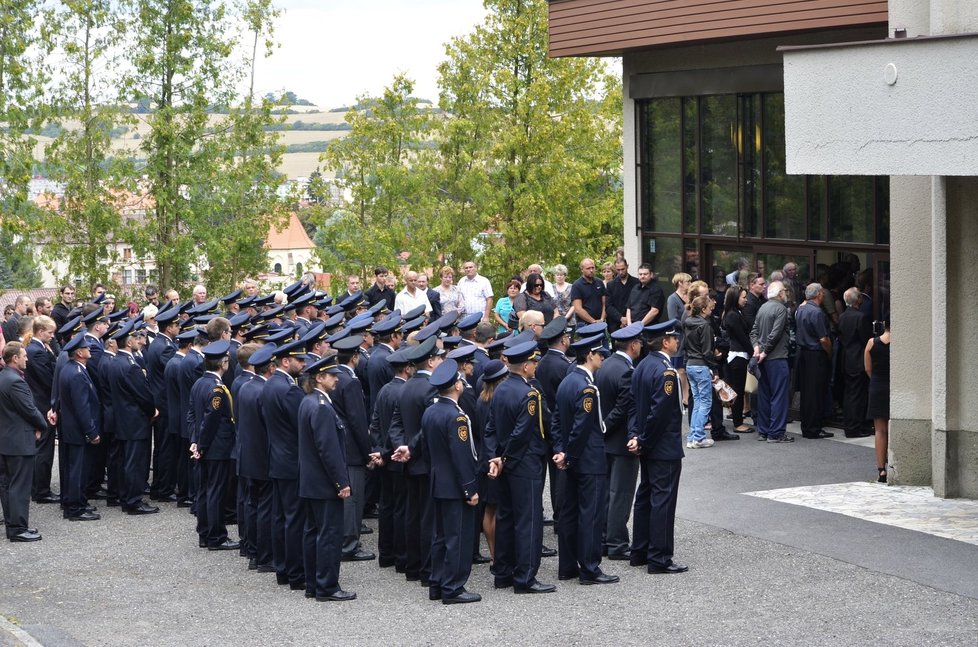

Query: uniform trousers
(546, 459), (565, 525)
(85, 434), (108, 497)
(305, 498), (344, 597)
(176, 437), (196, 503)
(603, 453), (639, 557)
(61, 443), (92, 517)
(0, 455), (33, 536)
(497, 470), (544, 588)
(756, 358), (789, 438)
(404, 473), (432, 583)
(341, 465), (366, 556)
(236, 471), (250, 555)
(799, 349), (830, 435)
(558, 470), (606, 580)
(247, 478), (273, 567)
(197, 459), (230, 546)
(32, 424), (57, 499)
(431, 498), (475, 598)
(631, 459), (681, 569)
(149, 416), (168, 496)
(271, 477), (306, 584)
(152, 429), (180, 497)
(377, 470), (406, 568)
(120, 438), (150, 509)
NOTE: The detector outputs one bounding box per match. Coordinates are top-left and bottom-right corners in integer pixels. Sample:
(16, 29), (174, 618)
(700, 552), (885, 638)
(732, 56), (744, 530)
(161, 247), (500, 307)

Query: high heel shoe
(877, 467), (887, 483)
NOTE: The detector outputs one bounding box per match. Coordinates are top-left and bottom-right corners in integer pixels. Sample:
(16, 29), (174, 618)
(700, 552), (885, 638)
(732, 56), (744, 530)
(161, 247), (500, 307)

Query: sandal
(877, 467), (887, 483)
(735, 425), (755, 433)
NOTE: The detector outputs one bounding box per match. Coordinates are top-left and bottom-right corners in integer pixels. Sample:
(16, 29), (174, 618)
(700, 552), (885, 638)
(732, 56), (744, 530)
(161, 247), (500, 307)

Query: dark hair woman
(865, 320), (890, 482)
(476, 360), (509, 563)
(722, 286), (754, 433)
(512, 272), (555, 325)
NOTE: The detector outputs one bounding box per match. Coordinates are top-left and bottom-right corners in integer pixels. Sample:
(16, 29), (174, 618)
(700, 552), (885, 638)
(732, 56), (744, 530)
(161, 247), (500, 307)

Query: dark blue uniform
(536, 347), (572, 523)
(25, 338), (57, 501)
(190, 372), (235, 546)
(163, 351), (187, 500)
(88, 350), (119, 500)
(553, 366), (607, 581)
(333, 365), (370, 557)
(298, 390), (349, 598)
(57, 361), (101, 517)
(366, 343), (395, 413)
(595, 351), (637, 558)
(145, 333), (177, 499)
(388, 371), (436, 583)
(262, 369), (306, 586)
(425, 398), (479, 599)
(368, 375), (406, 569)
(108, 350), (156, 510)
(629, 351), (684, 569)
(177, 349), (204, 505)
(230, 369), (255, 557)
(487, 373), (548, 590)
(236, 374), (273, 569)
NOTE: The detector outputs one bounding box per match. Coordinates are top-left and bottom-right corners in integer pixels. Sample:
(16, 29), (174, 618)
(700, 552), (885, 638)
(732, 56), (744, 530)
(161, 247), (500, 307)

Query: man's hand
(391, 445), (410, 463)
(488, 457), (503, 479)
(466, 493), (479, 507)
(46, 409), (57, 426)
(190, 442), (201, 460)
(338, 486), (351, 499)
(89, 435), (101, 446)
(553, 452), (567, 470)
(35, 430), (41, 440)
(368, 452), (383, 468)
(627, 437), (640, 455)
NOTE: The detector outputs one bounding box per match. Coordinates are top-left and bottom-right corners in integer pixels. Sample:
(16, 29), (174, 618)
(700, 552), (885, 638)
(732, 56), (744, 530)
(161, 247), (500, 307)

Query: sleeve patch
(527, 398), (537, 417)
(458, 424), (469, 442)
(583, 396), (594, 413)
(211, 395), (222, 410)
(664, 379), (674, 396)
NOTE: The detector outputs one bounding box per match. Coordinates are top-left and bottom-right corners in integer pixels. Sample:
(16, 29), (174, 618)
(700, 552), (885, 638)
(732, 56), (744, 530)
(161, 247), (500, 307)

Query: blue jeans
(686, 365), (712, 442)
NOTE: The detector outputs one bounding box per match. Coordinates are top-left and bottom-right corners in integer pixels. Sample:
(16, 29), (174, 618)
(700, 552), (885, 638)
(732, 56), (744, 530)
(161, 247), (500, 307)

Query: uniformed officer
(230, 342), (259, 565)
(262, 338), (309, 590)
(237, 343), (277, 572)
(177, 328), (207, 508)
(165, 329), (197, 506)
(629, 320), (687, 574)
(330, 334), (375, 563)
(107, 321), (159, 515)
(366, 314), (403, 412)
(57, 331), (102, 521)
(455, 313), (488, 386)
(536, 316), (573, 530)
(189, 341), (239, 550)
(486, 341), (555, 594)
(424, 359), (482, 604)
(552, 334), (618, 585)
(367, 347), (411, 570)
(298, 354), (355, 602)
(599, 322), (642, 560)
(146, 307), (180, 502)
(389, 336), (443, 585)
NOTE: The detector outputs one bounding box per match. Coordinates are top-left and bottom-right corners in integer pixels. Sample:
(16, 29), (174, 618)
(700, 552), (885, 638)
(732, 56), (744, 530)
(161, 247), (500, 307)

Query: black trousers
(404, 473), (432, 583)
(497, 471), (544, 588)
(631, 459), (681, 569)
(431, 498), (475, 598)
(247, 477), (273, 567)
(32, 424), (57, 498)
(149, 415), (167, 496)
(799, 349), (830, 435)
(62, 443), (92, 517)
(377, 470), (406, 568)
(271, 478), (306, 584)
(843, 371), (870, 435)
(120, 438), (150, 509)
(236, 469), (249, 553)
(176, 436), (194, 502)
(603, 453), (639, 557)
(305, 497), (344, 597)
(85, 434), (108, 497)
(726, 356), (749, 427)
(558, 471), (606, 580)
(151, 427), (180, 498)
(197, 459), (230, 546)
(545, 459), (565, 525)
(0, 454), (33, 536)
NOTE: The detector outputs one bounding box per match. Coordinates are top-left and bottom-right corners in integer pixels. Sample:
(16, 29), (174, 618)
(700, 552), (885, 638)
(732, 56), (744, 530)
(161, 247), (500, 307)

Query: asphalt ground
(2, 423), (977, 646)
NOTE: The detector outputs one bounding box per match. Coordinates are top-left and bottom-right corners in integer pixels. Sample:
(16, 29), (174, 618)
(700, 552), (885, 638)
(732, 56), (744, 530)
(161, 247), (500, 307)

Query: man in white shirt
(394, 271), (432, 316)
(458, 261), (493, 321)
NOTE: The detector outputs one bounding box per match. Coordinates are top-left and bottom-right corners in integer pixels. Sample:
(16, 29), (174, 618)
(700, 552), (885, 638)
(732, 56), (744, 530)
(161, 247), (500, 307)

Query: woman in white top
(433, 265), (465, 315)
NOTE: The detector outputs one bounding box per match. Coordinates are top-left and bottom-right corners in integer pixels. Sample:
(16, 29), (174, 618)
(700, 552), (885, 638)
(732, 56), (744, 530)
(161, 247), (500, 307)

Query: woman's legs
(686, 365), (712, 443)
(874, 418), (889, 482)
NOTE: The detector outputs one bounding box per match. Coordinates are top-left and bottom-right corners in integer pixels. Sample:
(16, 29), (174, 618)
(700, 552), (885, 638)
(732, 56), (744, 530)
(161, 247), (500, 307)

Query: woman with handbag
(722, 287), (754, 433)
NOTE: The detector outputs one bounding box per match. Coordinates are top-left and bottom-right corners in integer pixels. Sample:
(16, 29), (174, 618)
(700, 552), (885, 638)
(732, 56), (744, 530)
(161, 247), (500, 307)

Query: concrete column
(621, 65), (639, 269)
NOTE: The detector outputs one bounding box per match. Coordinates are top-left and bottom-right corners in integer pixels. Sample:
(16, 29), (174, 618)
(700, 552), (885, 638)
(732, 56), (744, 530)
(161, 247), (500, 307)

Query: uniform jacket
(368, 376), (405, 473)
(25, 338), (55, 416)
(297, 390), (349, 500)
(177, 349), (204, 439)
(388, 371), (436, 476)
(108, 351), (155, 441)
(262, 369), (304, 480)
(334, 365), (371, 466)
(163, 351), (186, 436)
(191, 372), (235, 460)
(57, 361), (101, 445)
(630, 351), (684, 460)
(366, 343), (395, 413)
(144, 333), (176, 409)
(553, 366), (606, 474)
(423, 398), (478, 500)
(236, 375), (270, 480)
(0, 367), (48, 455)
(595, 352), (635, 456)
(486, 373), (548, 478)
(97, 351), (118, 437)
(230, 370), (255, 460)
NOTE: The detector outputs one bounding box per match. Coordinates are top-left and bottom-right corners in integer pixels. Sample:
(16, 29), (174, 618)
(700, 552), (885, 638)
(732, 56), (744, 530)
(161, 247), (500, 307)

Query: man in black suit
(536, 316), (573, 527)
(146, 308), (180, 502)
(838, 287), (874, 438)
(24, 316), (60, 504)
(177, 330), (207, 507)
(56, 332), (102, 521)
(598, 323), (641, 561)
(0, 342), (49, 541)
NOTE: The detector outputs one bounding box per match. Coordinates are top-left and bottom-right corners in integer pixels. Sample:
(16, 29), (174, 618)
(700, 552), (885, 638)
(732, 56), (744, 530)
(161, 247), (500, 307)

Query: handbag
(744, 371), (758, 394)
(712, 377), (738, 406)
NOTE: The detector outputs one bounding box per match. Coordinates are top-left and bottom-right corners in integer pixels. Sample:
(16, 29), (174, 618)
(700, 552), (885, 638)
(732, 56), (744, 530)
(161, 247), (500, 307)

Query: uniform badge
(212, 395), (222, 410)
(583, 397), (594, 413)
(527, 398), (537, 417)
(664, 379), (674, 396)
(458, 425), (469, 442)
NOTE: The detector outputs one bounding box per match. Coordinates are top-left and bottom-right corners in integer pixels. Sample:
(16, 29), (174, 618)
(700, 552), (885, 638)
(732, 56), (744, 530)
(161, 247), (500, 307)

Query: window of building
(123, 248), (132, 260)
(136, 269), (147, 284)
(273, 262), (282, 274)
(123, 269), (133, 285)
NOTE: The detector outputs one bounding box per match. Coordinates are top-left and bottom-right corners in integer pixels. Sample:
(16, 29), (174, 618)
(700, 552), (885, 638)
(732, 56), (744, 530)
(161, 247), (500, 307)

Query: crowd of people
(0, 253), (889, 605)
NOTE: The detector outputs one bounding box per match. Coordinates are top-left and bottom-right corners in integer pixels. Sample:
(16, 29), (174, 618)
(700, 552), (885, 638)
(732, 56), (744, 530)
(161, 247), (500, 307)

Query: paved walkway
(1, 421), (976, 646)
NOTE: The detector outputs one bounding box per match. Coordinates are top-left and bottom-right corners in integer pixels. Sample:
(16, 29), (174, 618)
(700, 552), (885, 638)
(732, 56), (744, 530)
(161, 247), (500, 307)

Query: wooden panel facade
(549, 0), (889, 57)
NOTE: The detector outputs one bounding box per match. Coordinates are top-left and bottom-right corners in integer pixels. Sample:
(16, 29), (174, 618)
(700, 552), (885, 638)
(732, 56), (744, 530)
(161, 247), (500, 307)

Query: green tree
(437, 0), (622, 284)
(36, 0), (133, 288)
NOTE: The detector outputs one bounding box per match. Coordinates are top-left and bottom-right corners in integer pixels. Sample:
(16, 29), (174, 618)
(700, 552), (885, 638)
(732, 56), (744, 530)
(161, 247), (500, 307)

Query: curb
(0, 616), (44, 647)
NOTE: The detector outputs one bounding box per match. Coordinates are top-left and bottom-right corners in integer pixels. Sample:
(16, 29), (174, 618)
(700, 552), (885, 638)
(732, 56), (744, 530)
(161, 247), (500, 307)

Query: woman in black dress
(475, 360), (509, 564)
(722, 286), (753, 433)
(864, 321), (890, 482)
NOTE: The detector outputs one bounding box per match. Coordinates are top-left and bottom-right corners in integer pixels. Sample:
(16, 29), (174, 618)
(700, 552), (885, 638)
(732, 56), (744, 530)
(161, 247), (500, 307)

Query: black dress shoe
(845, 430), (873, 438)
(341, 549), (375, 562)
(540, 545), (557, 557)
(405, 573), (421, 582)
(33, 494), (61, 504)
(199, 540), (207, 548)
(629, 558), (648, 567)
(713, 429), (740, 441)
(177, 498), (193, 507)
(648, 562), (689, 574)
(443, 591), (481, 605)
(69, 511), (101, 522)
(316, 590), (356, 602)
(289, 580), (306, 590)
(607, 553), (631, 561)
(106, 498), (121, 507)
(378, 558), (396, 568)
(580, 573), (620, 585)
(428, 587), (441, 601)
(557, 572), (579, 581)
(514, 581), (556, 594)
(152, 494), (179, 503)
(472, 553), (491, 564)
(208, 539), (241, 551)
(363, 505), (379, 519)
(248, 558), (258, 570)
(493, 577), (513, 589)
(304, 590), (315, 599)
(127, 503), (160, 515)
(276, 573), (289, 585)
(542, 517), (555, 526)
(256, 564), (276, 573)
(9, 530), (42, 542)
(89, 490), (110, 500)
(359, 523), (373, 535)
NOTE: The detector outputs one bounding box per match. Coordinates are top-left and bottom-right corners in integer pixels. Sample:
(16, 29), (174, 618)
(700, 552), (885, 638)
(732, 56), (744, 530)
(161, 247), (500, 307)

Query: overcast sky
(252, 0), (488, 108)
